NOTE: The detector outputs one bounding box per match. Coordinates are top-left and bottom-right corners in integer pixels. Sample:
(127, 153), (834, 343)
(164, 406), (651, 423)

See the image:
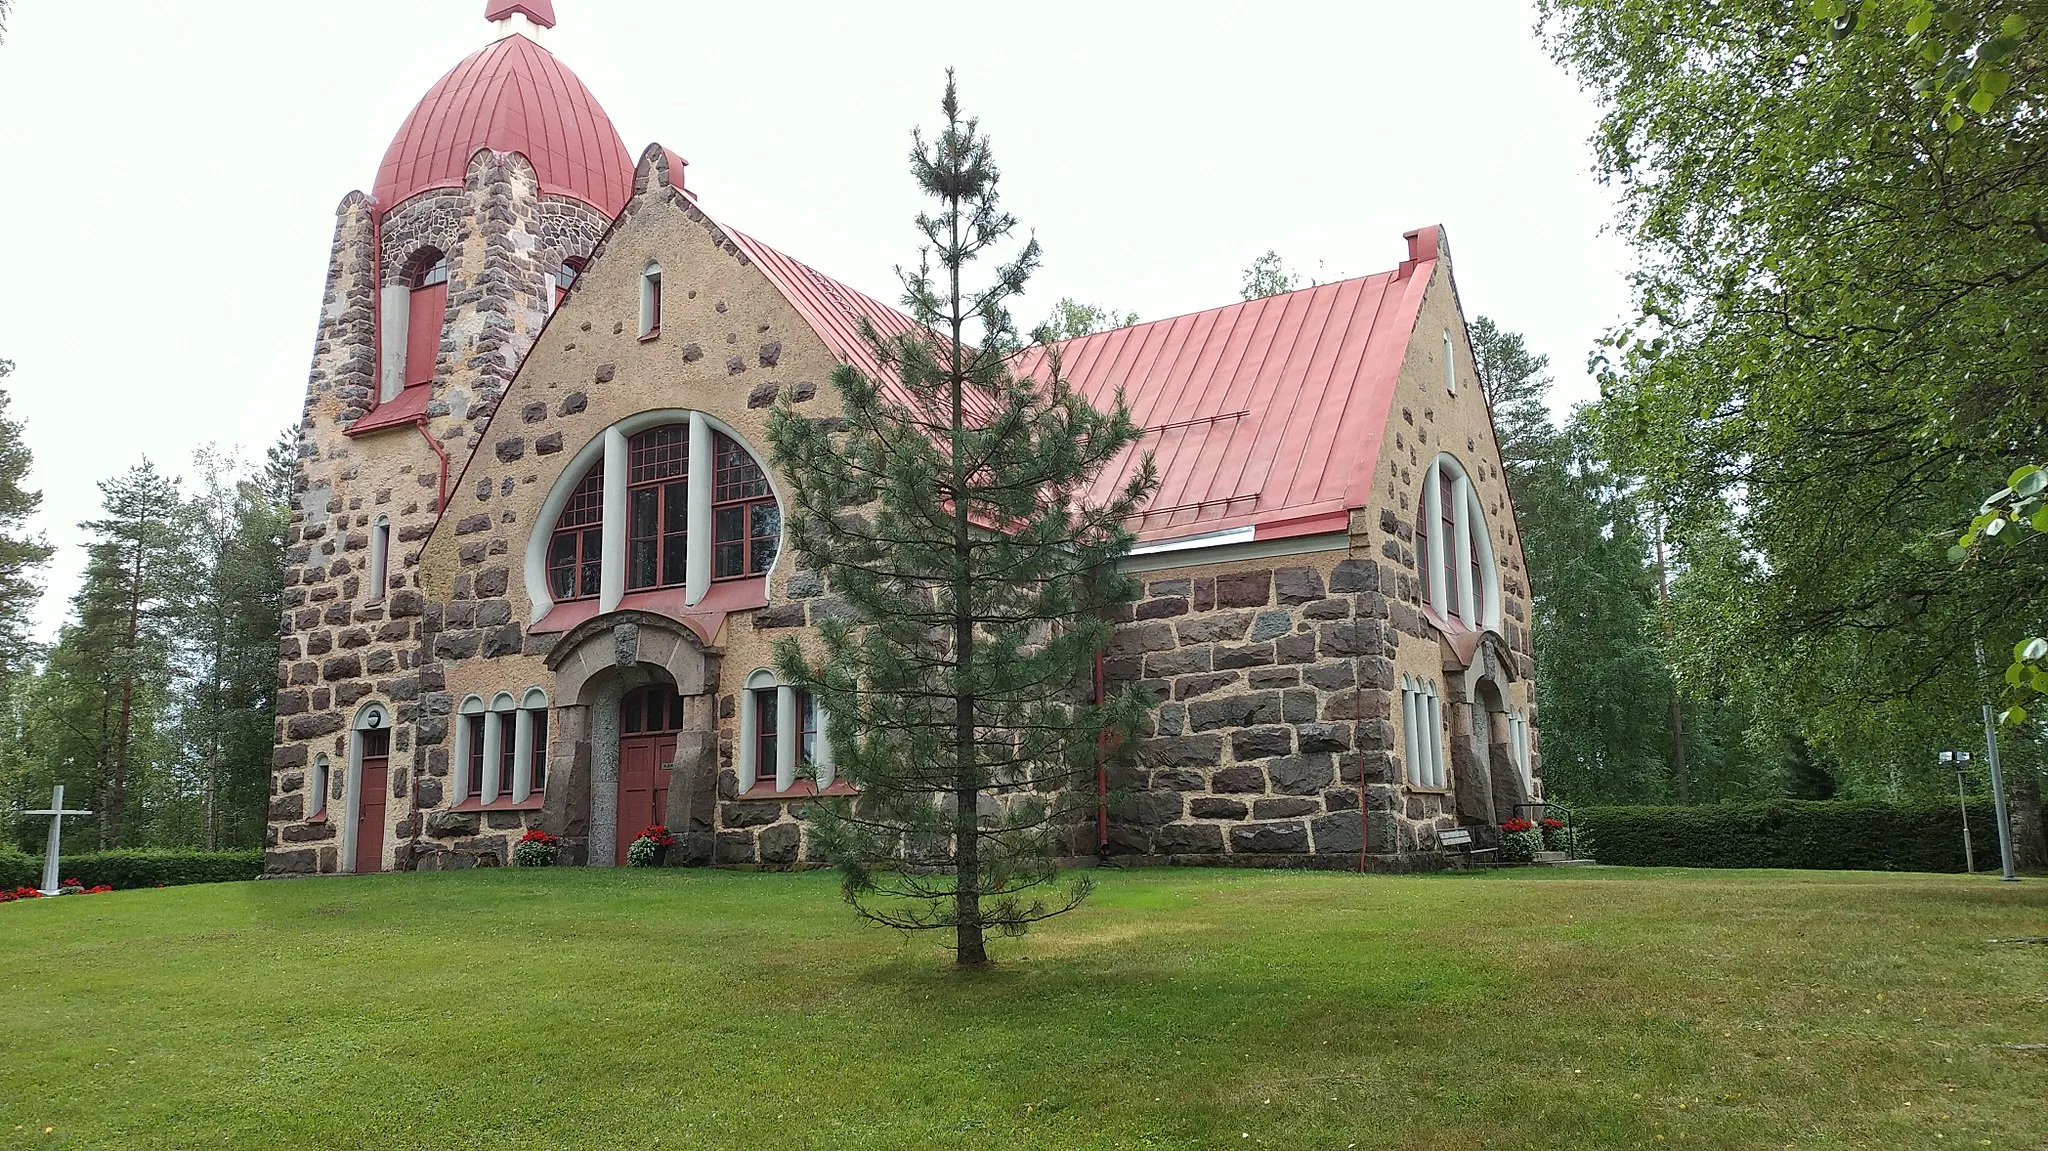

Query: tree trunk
(946, 177), (986, 970)
(108, 538), (145, 845)
(2012, 768), (2048, 871)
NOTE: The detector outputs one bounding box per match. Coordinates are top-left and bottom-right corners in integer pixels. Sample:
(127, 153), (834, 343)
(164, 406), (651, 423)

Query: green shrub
(1574, 799), (2041, 873)
(0, 849), (261, 891)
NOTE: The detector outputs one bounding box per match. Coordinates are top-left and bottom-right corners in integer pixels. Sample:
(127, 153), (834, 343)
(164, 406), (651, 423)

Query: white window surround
(379, 284), (411, 403)
(368, 518), (391, 604)
(1419, 453), (1502, 631)
(738, 668), (834, 794)
(525, 410), (788, 623)
(309, 755), (330, 820)
(1443, 330), (1457, 395)
(639, 263), (662, 338)
(341, 702), (391, 874)
(1399, 677), (1447, 790)
(1509, 710), (1534, 792)
(453, 690), (550, 805)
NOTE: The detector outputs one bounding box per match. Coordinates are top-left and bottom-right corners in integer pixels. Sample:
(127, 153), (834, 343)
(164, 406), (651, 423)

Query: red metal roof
(373, 33), (633, 216)
(723, 221), (1441, 541)
(485, 0), (557, 28)
(1018, 230), (1440, 540)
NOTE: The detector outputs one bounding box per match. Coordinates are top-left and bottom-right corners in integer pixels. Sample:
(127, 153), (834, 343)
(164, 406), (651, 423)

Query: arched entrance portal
(616, 684), (685, 864)
(540, 612), (721, 867)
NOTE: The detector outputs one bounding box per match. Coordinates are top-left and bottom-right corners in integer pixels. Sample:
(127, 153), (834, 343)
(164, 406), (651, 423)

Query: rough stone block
(1229, 820), (1308, 853)
(1297, 722), (1352, 753)
(426, 811), (481, 838)
(1188, 692), (1282, 731)
(1175, 611), (1252, 645)
(1230, 726), (1293, 759)
(1189, 796), (1248, 820)
(1211, 764), (1266, 793)
(1329, 558), (1379, 593)
(1147, 578), (1192, 597)
(758, 822), (800, 865)
(1136, 596), (1189, 620)
(714, 830), (757, 864)
(1213, 643), (1275, 670)
(1173, 672), (1239, 701)
(1274, 566), (1325, 604)
(1302, 661), (1356, 691)
(1249, 610), (1294, 642)
(1253, 797), (1321, 820)
(1139, 735), (1224, 769)
(1310, 811), (1365, 854)
(1215, 570), (1272, 608)
(1109, 622), (1177, 657)
(754, 604), (806, 629)
(1283, 688), (1319, 723)
(1247, 668), (1299, 691)
(1302, 597), (1351, 620)
(721, 802), (782, 829)
(321, 655), (362, 682)
(1268, 753), (1334, 795)
(1318, 619), (1382, 658)
(1150, 766), (1205, 791)
(1153, 822), (1225, 854)
(1145, 648), (1211, 677)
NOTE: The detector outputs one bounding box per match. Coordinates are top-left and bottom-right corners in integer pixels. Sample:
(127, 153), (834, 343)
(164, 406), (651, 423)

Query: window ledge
(1404, 785), (1452, 796)
(306, 813), (329, 825)
(733, 780), (857, 802)
(639, 329), (660, 342)
(451, 795), (547, 813)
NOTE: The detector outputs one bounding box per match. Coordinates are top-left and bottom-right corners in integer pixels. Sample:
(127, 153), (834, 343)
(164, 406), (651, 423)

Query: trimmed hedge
(1574, 799), (2044, 874)
(0, 848), (262, 891)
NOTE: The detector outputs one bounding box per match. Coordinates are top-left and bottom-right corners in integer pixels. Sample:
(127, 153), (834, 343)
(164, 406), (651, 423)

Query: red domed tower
(280, 2), (644, 874)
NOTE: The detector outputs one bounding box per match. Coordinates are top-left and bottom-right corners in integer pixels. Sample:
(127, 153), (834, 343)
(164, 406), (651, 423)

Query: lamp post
(1940, 751), (1975, 874)
(1973, 640), (2022, 883)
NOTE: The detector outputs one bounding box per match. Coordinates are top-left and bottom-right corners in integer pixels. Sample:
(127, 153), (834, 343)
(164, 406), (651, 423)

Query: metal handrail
(1514, 800), (1579, 861)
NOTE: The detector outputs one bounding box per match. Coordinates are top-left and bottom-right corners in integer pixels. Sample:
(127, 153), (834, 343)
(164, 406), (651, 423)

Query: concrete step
(1532, 851), (1568, 863)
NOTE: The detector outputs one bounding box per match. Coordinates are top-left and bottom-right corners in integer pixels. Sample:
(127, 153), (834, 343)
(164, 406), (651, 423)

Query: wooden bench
(1437, 826), (1498, 865)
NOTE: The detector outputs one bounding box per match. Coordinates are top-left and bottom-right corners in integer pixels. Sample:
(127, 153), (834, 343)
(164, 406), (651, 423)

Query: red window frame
(796, 690), (818, 768)
(753, 687), (779, 782)
(712, 432), (779, 580)
(403, 250), (449, 390)
(496, 714), (517, 801)
(547, 465), (604, 602)
(1415, 489), (1431, 607)
(1440, 467), (1462, 622)
(621, 685), (685, 736)
(627, 425), (689, 591)
(465, 713), (486, 800)
(530, 710), (549, 794)
(554, 257), (583, 311)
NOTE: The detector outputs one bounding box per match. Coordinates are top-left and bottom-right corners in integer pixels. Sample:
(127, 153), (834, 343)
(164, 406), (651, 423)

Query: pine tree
(62, 461), (192, 846)
(767, 74), (1156, 968)
(174, 439), (291, 848)
(0, 360), (55, 677)
(1468, 317), (1554, 486)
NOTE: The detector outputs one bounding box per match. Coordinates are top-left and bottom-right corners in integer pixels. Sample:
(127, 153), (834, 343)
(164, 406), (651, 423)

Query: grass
(1, 867), (2044, 1150)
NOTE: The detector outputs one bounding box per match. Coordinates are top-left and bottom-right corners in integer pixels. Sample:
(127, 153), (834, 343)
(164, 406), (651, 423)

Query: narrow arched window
(404, 249), (449, 389)
(627, 425), (689, 591)
(455, 695), (487, 805)
(546, 464), (604, 602)
(309, 755), (330, 820)
(554, 256), (584, 312)
(368, 517), (391, 604)
(640, 262), (663, 339)
(1416, 455), (1500, 630)
(713, 432), (779, 579)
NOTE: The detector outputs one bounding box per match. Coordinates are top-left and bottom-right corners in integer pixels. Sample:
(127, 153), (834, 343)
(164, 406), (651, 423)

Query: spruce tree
(0, 361), (55, 676)
(767, 74), (1155, 968)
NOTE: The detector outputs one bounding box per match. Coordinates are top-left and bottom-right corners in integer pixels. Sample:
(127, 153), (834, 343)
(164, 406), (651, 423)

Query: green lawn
(1, 867), (2043, 1150)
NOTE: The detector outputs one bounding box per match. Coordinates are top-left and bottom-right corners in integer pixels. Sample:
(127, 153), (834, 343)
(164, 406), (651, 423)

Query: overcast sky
(0, 0), (1631, 640)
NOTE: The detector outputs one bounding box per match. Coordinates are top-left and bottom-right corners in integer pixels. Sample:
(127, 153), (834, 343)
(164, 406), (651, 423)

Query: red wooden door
(355, 729), (390, 874)
(616, 686), (683, 865)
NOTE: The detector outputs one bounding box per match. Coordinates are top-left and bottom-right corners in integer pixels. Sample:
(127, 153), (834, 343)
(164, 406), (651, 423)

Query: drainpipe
(369, 201), (383, 413)
(415, 418), (450, 513)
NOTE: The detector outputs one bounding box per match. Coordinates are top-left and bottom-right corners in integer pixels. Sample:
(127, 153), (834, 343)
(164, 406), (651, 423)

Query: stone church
(266, 0), (1543, 876)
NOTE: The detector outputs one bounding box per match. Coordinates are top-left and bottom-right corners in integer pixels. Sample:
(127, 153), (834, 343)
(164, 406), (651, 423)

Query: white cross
(23, 785), (93, 896)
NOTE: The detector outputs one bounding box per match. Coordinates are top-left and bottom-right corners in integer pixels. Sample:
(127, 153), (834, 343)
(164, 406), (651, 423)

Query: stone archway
(1440, 628), (1527, 828)
(540, 612), (721, 866)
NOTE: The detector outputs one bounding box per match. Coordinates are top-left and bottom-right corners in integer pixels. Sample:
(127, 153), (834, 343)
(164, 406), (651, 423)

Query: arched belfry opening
(540, 613), (721, 866)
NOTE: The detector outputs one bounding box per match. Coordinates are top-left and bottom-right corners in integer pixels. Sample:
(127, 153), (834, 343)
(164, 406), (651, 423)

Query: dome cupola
(371, 1), (634, 216)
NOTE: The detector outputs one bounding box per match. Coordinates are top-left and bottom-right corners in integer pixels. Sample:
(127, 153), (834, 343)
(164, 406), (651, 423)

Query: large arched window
(528, 412), (784, 619)
(380, 248), (450, 404)
(1415, 454), (1501, 630)
(628, 424), (689, 591)
(714, 433), (778, 579)
(547, 465), (604, 603)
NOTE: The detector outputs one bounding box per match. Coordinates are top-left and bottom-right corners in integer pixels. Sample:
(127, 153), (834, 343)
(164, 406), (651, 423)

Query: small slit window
(368, 518), (391, 604)
(640, 263), (663, 339)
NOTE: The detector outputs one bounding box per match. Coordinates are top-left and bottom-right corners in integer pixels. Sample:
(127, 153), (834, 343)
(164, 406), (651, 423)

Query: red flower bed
(1501, 817), (1535, 833)
(518, 828), (559, 846)
(639, 825), (676, 847)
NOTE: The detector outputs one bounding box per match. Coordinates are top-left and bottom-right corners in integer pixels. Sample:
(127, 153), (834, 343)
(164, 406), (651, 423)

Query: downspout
(415, 418), (450, 513)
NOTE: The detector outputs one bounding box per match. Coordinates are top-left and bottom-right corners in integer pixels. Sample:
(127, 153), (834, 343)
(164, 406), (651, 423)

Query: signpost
(23, 785), (93, 895)
(1940, 751), (1975, 874)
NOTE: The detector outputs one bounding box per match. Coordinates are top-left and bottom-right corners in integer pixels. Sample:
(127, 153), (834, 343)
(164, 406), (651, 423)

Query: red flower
(518, 828), (559, 846)
(640, 824), (676, 846)
(1540, 818), (1563, 830)
(1500, 818), (1534, 833)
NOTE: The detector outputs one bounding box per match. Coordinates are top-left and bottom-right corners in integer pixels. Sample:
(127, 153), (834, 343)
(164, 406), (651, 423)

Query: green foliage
(1955, 462), (2047, 725)
(625, 836), (660, 867)
(1499, 824), (1545, 863)
(0, 847), (261, 890)
(766, 74), (1156, 966)
(1536, 0), (2048, 802)
(1468, 317), (1553, 482)
(1576, 799), (2040, 872)
(1238, 250), (1300, 300)
(1038, 298), (1137, 342)
(0, 361), (54, 676)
